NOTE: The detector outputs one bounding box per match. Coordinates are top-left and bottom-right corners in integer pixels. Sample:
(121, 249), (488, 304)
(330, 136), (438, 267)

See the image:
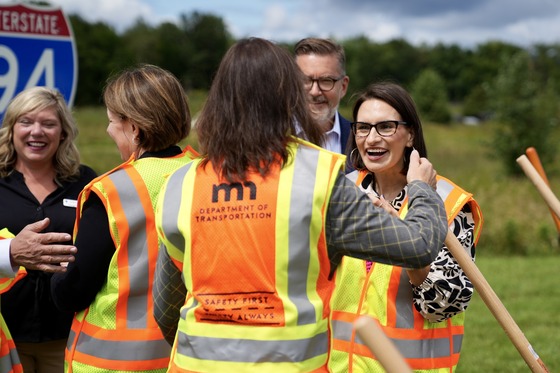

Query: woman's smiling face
(355, 98), (414, 175)
(13, 106), (63, 170)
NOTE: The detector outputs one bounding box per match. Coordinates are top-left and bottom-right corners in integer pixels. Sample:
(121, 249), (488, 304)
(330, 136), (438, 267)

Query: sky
(14, 0), (560, 49)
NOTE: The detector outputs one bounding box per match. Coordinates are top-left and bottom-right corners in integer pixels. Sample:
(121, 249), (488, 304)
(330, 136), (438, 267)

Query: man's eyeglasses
(351, 120), (408, 138)
(303, 76), (344, 92)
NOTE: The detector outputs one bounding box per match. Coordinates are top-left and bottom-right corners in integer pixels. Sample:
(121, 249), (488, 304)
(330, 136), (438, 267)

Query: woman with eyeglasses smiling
(328, 82), (484, 373)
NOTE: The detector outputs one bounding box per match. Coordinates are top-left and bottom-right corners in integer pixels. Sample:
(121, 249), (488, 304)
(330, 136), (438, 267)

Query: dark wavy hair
(197, 37), (323, 183)
(348, 81), (428, 174)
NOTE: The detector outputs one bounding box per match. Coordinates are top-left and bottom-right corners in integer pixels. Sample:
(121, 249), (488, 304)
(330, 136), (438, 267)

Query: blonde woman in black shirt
(0, 86), (96, 373)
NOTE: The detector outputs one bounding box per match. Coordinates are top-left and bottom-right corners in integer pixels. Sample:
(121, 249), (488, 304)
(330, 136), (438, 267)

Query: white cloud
(33, 0), (560, 47)
(49, 0), (157, 31)
(264, 4), (287, 29)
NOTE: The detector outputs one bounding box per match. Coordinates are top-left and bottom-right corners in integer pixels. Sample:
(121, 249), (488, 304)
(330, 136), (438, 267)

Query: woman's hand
(406, 149), (437, 188)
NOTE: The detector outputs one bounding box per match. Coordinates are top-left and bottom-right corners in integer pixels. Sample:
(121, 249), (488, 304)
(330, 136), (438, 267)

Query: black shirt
(51, 146), (183, 313)
(0, 165), (96, 343)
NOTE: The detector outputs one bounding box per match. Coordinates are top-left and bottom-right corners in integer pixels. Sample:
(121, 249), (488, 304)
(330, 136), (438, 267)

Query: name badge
(63, 199), (78, 208)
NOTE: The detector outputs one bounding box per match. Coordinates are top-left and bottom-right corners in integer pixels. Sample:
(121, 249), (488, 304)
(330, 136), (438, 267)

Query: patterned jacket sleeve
(326, 174), (447, 275)
(153, 245), (187, 345)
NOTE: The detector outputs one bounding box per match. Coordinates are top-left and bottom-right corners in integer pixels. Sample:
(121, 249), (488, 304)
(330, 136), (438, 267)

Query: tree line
(68, 11), (560, 174)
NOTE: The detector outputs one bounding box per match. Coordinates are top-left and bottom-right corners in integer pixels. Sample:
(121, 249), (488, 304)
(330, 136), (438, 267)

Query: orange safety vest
(64, 147), (197, 373)
(0, 229), (25, 373)
(329, 171), (483, 373)
(157, 139), (345, 373)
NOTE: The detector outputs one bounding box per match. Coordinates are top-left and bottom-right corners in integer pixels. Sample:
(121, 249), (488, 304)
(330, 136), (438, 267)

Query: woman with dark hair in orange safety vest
(152, 37), (450, 373)
(329, 81), (483, 373)
(50, 64), (198, 373)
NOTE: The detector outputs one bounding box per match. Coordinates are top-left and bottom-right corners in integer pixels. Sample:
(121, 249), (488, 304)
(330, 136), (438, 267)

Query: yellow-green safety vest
(329, 171), (483, 373)
(65, 147), (197, 373)
(0, 228), (25, 373)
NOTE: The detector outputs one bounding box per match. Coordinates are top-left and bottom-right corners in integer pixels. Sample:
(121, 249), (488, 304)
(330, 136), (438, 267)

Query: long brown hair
(197, 37), (323, 183)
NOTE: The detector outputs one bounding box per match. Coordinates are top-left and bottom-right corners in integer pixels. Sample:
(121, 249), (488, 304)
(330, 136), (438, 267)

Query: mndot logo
(0, 3), (77, 121)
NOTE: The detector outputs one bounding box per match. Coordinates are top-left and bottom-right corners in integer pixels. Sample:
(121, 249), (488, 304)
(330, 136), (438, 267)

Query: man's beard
(310, 100), (337, 132)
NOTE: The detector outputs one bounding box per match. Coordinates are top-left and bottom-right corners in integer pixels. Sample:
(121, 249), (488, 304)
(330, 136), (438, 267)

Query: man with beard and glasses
(295, 38), (352, 158)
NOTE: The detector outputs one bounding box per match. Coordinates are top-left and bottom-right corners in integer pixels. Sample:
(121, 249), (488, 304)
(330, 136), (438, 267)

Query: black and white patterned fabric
(361, 178), (476, 323)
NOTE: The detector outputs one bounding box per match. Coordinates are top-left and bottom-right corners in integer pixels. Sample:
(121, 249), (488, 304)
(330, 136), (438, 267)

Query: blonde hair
(0, 86), (80, 181)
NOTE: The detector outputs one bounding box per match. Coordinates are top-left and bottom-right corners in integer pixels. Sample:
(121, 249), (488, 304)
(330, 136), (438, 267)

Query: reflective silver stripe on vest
(345, 170), (359, 185)
(395, 269), (414, 328)
(453, 334), (462, 353)
(332, 319), (461, 358)
(160, 163), (194, 253)
(436, 178), (454, 202)
(289, 145), (319, 325)
(67, 327), (76, 350)
(75, 331), (171, 360)
(176, 329), (327, 363)
(0, 344), (21, 372)
(392, 336), (450, 359)
(332, 319), (366, 345)
(108, 169), (150, 329)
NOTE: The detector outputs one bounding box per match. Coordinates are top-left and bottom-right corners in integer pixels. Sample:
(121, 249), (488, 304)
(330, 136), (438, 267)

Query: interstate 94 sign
(0, 3), (77, 121)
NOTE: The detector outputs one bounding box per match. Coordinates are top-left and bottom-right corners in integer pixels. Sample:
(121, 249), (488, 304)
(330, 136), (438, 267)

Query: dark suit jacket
(338, 112), (354, 173)
(338, 112), (352, 155)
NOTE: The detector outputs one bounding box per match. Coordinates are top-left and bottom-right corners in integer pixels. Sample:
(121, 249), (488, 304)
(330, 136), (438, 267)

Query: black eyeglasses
(351, 120), (408, 138)
(303, 76), (344, 92)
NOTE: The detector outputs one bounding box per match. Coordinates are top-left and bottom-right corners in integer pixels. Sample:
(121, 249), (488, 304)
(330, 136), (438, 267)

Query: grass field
(458, 256), (560, 372)
(72, 100), (560, 372)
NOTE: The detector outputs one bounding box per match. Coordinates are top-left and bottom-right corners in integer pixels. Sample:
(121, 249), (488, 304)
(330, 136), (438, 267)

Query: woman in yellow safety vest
(50, 64), (197, 373)
(152, 38), (450, 373)
(0, 272), (25, 373)
(0, 229), (25, 373)
(329, 82), (484, 373)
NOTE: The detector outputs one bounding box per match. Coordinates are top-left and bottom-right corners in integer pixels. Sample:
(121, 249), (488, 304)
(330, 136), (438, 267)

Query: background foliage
(31, 2), (560, 370)
(62, 9), (560, 176)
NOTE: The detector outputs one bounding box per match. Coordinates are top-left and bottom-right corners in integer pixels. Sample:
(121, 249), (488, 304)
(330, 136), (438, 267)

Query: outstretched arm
(327, 151), (447, 272)
(6, 218), (76, 273)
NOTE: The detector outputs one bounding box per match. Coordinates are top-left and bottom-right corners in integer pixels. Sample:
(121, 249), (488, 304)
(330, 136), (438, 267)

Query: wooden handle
(517, 155), (560, 219)
(525, 148), (560, 231)
(354, 316), (413, 373)
(445, 231), (550, 372)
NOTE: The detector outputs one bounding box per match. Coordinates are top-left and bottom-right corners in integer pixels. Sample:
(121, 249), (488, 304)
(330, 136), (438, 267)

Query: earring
(350, 147), (363, 169)
(132, 137), (140, 145)
(350, 148), (359, 161)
